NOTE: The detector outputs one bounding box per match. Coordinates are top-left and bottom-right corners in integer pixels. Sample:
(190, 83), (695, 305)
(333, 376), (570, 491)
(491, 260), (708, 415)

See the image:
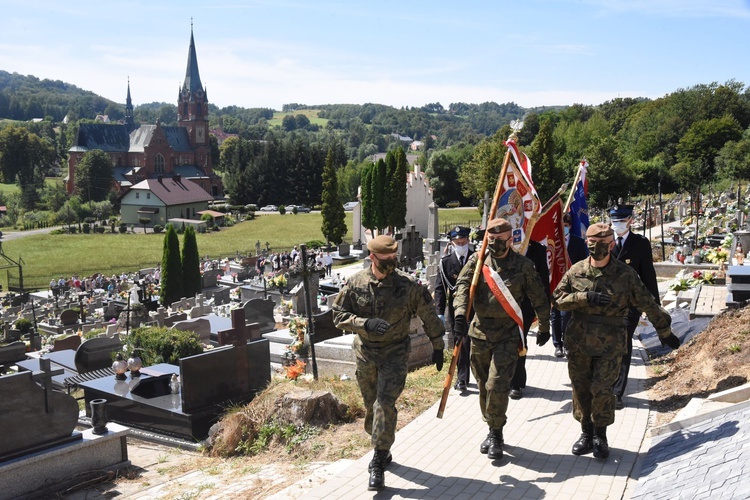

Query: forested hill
(0, 70), (118, 122)
(0, 69), (563, 145)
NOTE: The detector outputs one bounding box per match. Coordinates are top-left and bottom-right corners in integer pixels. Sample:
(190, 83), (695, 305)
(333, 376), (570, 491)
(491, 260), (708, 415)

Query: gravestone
(242, 298), (276, 333)
(400, 224), (424, 269)
(171, 317), (212, 344)
(59, 309), (79, 327)
(338, 242), (351, 257)
(0, 360), (80, 461)
(0, 341), (27, 366)
(163, 312), (188, 327)
(209, 287), (231, 305)
(309, 308), (342, 344)
(74, 335), (122, 374)
(52, 334), (81, 352)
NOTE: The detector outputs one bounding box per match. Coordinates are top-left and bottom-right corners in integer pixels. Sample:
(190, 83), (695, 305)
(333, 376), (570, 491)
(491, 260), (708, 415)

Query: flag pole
(564, 163), (584, 213)
(437, 132), (516, 419)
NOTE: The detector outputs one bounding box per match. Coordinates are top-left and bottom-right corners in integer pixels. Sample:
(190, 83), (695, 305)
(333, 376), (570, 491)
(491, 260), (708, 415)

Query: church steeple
(124, 77), (134, 129)
(178, 22), (210, 167)
(182, 22), (204, 97)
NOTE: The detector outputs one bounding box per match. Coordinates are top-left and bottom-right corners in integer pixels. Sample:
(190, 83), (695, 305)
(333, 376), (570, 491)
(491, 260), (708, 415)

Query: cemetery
(2, 176), (750, 497)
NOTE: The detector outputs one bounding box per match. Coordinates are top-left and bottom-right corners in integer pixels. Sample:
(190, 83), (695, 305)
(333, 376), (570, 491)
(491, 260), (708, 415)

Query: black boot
(593, 427), (610, 459)
(368, 449), (389, 491)
(480, 428), (492, 454)
(487, 429), (504, 460)
(368, 450), (392, 472)
(572, 421), (594, 456)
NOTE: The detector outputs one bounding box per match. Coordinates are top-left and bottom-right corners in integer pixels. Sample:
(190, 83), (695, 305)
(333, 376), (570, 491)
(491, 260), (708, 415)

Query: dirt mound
(647, 305), (750, 424)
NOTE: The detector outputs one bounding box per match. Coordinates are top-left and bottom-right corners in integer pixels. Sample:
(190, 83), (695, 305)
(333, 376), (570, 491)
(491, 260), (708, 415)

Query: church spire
(182, 21), (204, 96)
(124, 77), (134, 129)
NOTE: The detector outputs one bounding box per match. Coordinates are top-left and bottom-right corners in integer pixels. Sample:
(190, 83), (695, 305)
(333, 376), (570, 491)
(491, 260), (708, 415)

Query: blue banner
(568, 180), (589, 239)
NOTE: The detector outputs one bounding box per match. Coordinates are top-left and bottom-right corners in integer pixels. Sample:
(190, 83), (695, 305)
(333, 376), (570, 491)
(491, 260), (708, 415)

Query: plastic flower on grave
(284, 359), (306, 380)
(287, 316), (308, 343)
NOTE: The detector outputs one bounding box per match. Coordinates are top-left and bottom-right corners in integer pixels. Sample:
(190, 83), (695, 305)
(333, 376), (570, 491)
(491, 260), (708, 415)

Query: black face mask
(587, 241), (611, 261)
(488, 237), (509, 257)
(374, 257), (398, 275)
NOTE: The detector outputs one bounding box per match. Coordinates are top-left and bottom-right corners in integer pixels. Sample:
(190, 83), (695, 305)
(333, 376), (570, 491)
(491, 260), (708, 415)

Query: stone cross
(32, 358), (63, 413)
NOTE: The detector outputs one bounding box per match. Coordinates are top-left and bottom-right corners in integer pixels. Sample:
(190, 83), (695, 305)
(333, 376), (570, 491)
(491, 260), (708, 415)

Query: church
(66, 27), (223, 200)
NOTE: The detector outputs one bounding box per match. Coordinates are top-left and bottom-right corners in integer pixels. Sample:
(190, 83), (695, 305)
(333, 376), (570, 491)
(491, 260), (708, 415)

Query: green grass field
(267, 109), (328, 128)
(0, 177), (63, 197)
(1, 209), (476, 291)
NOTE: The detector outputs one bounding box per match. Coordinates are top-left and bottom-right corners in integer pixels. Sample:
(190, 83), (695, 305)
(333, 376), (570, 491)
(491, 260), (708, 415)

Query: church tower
(124, 77), (135, 131)
(178, 24), (210, 169)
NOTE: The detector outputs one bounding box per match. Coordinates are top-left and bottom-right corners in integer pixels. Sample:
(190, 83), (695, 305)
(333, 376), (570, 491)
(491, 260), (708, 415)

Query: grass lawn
(267, 109), (328, 128)
(0, 177), (63, 197)
(2, 209), (475, 291)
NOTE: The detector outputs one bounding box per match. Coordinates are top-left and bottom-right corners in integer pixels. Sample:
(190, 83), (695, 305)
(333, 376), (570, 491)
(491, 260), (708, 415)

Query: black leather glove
(364, 318), (391, 335)
(661, 333), (681, 350)
(432, 349), (444, 371)
(586, 291), (612, 306)
(536, 330), (551, 346)
(453, 315), (468, 342)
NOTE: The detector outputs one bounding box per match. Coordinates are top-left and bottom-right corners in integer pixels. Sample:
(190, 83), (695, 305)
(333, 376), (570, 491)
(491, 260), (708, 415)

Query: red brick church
(66, 27), (223, 199)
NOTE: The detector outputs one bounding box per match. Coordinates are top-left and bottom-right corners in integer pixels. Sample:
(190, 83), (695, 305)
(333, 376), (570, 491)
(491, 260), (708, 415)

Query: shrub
(94, 226), (105, 234)
(279, 206), (286, 215)
(119, 223), (127, 234)
(82, 222), (91, 234)
(305, 239), (326, 249)
(123, 326), (203, 366)
(153, 224), (164, 233)
(14, 318), (34, 334)
(68, 226), (77, 234)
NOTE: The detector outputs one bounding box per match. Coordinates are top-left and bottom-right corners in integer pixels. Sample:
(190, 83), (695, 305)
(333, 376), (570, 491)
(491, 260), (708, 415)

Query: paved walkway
(302, 334), (652, 499)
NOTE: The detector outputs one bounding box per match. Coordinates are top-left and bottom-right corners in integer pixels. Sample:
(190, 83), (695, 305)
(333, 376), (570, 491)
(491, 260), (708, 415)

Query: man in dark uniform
(453, 218), (550, 460)
(509, 239), (550, 399)
(553, 223), (680, 459)
(434, 226), (473, 391)
(332, 235), (445, 491)
(550, 212), (589, 358)
(609, 205), (659, 410)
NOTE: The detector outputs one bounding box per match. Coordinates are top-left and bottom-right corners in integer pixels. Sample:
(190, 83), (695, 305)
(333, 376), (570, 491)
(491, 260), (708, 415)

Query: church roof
(72, 124), (131, 152)
(127, 125), (193, 153)
(131, 176), (213, 205)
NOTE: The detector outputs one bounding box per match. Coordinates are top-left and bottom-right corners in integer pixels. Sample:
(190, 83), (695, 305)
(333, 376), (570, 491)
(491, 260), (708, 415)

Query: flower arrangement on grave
(284, 359), (307, 380)
(286, 316), (308, 354)
(705, 246), (730, 265)
(669, 269), (716, 292)
(693, 245), (710, 260)
(271, 273), (288, 290)
(229, 287), (241, 301)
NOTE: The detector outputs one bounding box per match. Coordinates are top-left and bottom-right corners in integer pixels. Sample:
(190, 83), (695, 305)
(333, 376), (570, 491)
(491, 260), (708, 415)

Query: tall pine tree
(361, 163), (374, 231)
(160, 224), (184, 305)
(181, 225), (201, 298)
(321, 147), (347, 245)
(373, 158), (387, 234)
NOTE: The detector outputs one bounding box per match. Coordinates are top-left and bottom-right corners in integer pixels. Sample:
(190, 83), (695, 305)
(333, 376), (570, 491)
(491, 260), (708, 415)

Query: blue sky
(2, 0), (749, 110)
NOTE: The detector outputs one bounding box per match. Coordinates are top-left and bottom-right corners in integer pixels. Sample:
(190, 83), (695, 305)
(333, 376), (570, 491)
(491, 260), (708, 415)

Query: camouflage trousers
(354, 335), (410, 451)
(470, 335), (519, 430)
(567, 352), (620, 427)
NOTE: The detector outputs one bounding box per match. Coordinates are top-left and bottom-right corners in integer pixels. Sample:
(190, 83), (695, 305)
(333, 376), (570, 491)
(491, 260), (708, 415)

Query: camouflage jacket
(332, 267), (445, 350)
(552, 257), (672, 356)
(453, 250), (550, 342)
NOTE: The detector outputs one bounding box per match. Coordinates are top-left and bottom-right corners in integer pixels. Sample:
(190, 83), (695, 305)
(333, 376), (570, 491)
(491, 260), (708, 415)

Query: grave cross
(32, 358), (63, 413)
(217, 308), (251, 392)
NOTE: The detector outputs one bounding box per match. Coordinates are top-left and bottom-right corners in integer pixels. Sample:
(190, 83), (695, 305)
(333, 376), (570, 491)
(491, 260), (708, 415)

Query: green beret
(487, 218), (512, 234)
(586, 222), (614, 238)
(367, 235), (398, 254)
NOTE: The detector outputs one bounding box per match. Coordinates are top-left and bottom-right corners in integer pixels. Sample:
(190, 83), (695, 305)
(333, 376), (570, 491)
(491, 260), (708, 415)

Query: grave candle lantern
(112, 352), (128, 380)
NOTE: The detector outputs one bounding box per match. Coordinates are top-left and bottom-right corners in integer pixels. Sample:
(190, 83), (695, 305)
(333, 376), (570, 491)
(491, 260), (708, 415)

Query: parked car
(260, 205), (278, 212)
(284, 204), (311, 213)
(343, 201), (359, 211)
(445, 201), (460, 208)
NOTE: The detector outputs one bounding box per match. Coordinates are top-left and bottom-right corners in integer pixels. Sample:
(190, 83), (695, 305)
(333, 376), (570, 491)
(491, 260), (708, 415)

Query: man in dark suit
(510, 238), (551, 399)
(609, 204), (659, 410)
(435, 226), (474, 391)
(550, 213), (589, 358)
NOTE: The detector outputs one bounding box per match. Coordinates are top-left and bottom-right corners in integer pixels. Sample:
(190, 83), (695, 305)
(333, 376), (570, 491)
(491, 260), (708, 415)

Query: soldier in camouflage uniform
(453, 218), (551, 461)
(332, 235), (445, 491)
(553, 222), (681, 459)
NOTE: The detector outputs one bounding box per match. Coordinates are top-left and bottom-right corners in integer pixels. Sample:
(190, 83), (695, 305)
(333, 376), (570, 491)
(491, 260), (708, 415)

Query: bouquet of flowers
(706, 247), (730, 265)
(287, 316), (308, 354)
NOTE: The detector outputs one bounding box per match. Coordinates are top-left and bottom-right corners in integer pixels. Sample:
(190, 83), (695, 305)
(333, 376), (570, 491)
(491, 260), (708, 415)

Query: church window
(147, 193), (151, 199)
(136, 192), (140, 199)
(155, 154), (165, 174)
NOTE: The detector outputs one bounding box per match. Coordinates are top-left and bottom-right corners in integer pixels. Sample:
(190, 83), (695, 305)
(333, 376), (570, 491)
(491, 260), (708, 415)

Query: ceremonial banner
(531, 197), (571, 294)
(493, 139), (541, 253)
(568, 160), (590, 239)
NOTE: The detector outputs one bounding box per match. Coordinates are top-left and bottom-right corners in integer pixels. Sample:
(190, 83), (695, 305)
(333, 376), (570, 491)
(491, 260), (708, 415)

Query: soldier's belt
(573, 313), (625, 326)
(359, 335), (408, 349)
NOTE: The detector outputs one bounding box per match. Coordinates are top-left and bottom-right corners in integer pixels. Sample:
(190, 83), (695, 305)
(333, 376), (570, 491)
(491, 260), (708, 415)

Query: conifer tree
(181, 225), (201, 298)
(361, 162), (374, 231)
(388, 148), (408, 231)
(160, 224), (184, 305)
(321, 147), (347, 245)
(373, 158), (387, 233)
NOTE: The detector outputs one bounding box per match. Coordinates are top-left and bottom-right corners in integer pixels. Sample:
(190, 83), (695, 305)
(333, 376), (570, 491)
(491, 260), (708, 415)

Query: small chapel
(65, 27), (223, 199)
